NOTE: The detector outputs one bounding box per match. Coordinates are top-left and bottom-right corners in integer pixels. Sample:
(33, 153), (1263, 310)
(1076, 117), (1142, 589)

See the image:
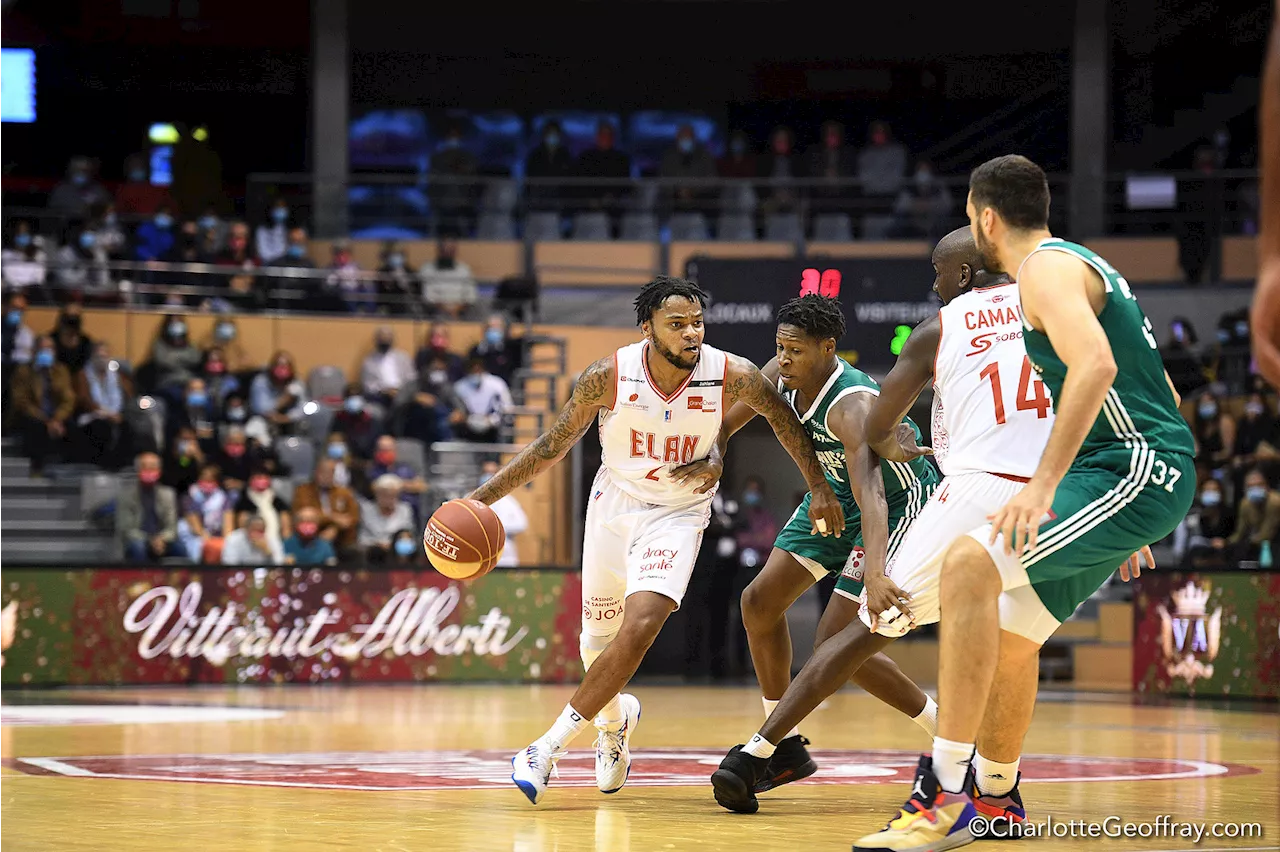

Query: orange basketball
(424, 498), (506, 580)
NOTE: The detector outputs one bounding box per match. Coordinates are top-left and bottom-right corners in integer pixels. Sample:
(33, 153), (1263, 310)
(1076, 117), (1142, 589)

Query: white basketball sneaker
(594, 693), (641, 794)
(511, 740), (565, 805)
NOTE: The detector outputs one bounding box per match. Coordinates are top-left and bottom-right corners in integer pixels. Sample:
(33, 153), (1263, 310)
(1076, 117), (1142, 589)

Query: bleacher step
(2, 538), (116, 562)
(0, 496), (81, 521)
(0, 519), (104, 539)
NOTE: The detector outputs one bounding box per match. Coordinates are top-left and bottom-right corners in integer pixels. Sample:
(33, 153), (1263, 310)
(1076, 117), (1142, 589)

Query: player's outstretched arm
(724, 354), (845, 537)
(865, 316), (940, 463)
(991, 252), (1117, 554)
(468, 356), (614, 505)
(1253, 5), (1280, 386)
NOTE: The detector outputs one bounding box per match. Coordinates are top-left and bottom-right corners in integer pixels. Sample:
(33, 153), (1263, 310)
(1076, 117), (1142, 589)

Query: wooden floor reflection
(2, 685), (1276, 852)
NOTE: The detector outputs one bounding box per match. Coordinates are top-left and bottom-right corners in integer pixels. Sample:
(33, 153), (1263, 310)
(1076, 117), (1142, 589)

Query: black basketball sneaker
(753, 734), (818, 792)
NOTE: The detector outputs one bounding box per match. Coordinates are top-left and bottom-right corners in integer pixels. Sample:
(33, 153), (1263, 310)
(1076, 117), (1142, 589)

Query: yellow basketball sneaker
(854, 755), (977, 852)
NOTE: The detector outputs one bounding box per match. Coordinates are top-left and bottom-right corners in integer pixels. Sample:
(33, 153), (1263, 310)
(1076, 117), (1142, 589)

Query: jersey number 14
(980, 356), (1051, 424)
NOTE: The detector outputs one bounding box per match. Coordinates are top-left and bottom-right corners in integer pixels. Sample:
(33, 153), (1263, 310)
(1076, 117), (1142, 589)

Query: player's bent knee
(616, 591), (675, 646)
(740, 581), (785, 628)
(942, 536), (1001, 595)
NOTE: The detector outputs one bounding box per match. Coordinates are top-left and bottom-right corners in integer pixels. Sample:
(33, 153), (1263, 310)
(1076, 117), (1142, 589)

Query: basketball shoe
(594, 693), (641, 794)
(754, 734), (817, 792)
(511, 740), (566, 805)
(853, 754), (977, 852)
(966, 768), (1027, 840)
(710, 745), (769, 813)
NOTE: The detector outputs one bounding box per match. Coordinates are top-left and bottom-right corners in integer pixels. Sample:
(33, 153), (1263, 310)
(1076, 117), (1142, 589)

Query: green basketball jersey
(1020, 238), (1196, 459)
(781, 357), (935, 512)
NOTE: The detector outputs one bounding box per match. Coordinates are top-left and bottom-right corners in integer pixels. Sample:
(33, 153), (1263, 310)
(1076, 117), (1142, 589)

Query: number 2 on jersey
(980, 356), (1051, 425)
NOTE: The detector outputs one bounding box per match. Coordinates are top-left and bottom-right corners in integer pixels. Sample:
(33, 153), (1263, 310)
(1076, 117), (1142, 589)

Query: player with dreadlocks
(479, 275), (844, 805)
(670, 294), (941, 814)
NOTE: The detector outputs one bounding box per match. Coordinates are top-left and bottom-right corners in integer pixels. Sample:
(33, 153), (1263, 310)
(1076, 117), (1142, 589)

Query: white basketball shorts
(858, 471), (1062, 645)
(580, 468), (713, 633)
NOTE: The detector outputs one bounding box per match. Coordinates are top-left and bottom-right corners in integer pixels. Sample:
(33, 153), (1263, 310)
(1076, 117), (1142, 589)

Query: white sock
(743, 733), (776, 759)
(595, 694), (623, 728)
(542, 704), (591, 751)
(973, 753), (1020, 797)
(913, 696), (939, 738)
(931, 736), (974, 794)
(762, 697), (801, 739)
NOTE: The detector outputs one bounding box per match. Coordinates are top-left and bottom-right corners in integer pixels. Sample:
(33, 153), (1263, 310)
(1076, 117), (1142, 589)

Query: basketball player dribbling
(680, 294), (941, 811)
(1251, 6), (1279, 385)
(468, 275), (844, 805)
(855, 155), (1194, 852)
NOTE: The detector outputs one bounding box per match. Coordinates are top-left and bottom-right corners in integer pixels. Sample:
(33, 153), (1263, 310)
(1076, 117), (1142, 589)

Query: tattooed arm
(468, 356), (615, 505)
(724, 354), (846, 537)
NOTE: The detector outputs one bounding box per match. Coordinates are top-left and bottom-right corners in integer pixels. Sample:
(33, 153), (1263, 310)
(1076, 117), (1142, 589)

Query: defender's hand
(883, 423), (934, 463)
(670, 458), (724, 495)
(1119, 545), (1155, 582)
(988, 480), (1055, 555)
(808, 485), (845, 538)
(863, 570), (915, 633)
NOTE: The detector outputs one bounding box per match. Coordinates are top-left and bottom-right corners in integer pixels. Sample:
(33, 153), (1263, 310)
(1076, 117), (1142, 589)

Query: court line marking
(19, 758), (94, 777)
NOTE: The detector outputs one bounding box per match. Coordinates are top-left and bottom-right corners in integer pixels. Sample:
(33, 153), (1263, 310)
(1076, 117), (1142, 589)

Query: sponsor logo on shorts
(423, 524), (459, 560)
(842, 546), (865, 582)
(584, 596), (624, 621)
(638, 547), (678, 576)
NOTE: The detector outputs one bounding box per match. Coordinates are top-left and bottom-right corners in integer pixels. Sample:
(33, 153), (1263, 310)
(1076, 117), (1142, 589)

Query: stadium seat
(302, 403), (335, 446)
(477, 212), (517, 240)
(719, 184), (757, 214)
(669, 212), (709, 241)
(525, 211), (563, 241)
(813, 213), (853, 242)
(481, 179), (519, 214)
(396, 438), (428, 479)
(572, 212), (611, 240)
(620, 212), (659, 242)
(276, 436), (316, 482)
(717, 213), (755, 241)
(307, 366), (347, 406)
(765, 212), (803, 242)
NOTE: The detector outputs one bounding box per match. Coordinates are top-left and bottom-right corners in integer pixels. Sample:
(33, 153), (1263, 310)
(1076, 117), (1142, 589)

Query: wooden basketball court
(2, 684), (1276, 851)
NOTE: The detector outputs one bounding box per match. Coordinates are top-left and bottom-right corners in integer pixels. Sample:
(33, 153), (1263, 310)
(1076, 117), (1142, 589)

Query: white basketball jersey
(931, 283), (1055, 478)
(598, 341), (728, 506)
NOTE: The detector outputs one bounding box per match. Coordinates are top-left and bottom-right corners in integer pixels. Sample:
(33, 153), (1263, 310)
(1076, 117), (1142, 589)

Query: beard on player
(648, 325), (702, 371)
(973, 222), (1004, 274)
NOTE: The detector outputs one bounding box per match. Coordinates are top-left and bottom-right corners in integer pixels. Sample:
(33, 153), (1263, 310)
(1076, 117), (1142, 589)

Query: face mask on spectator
(467, 373), (483, 388)
(249, 528), (267, 545)
(272, 207), (288, 224)
(129, 168), (147, 182)
(430, 333), (448, 350)
(484, 328), (503, 347)
(139, 468), (161, 485)
(179, 441), (197, 457)
(1246, 401), (1265, 418)
(297, 521), (319, 539)
(545, 132), (560, 149)
(327, 442), (346, 460)
(375, 449), (396, 466)
(394, 538), (417, 557)
(198, 215), (217, 231)
(34, 350), (55, 369)
(376, 339), (392, 354)
(1198, 401), (1217, 419)
(223, 442), (246, 458)
(71, 171), (88, 186)
(730, 137), (746, 156)
(79, 232), (97, 250)
(249, 474), (271, 493)
(61, 314), (82, 331)
(215, 322), (236, 342)
(1235, 321), (1249, 337)
(226, 405), (246, 422)
(187, 391), (208, 408)
(168, 321), (187, 339)
(104, 212), (118, 228)
(344, 395), (363, 413)
(5, 310), (21, 326)
(1217, 329), (1231, 343)
(744, 491), (761, 507)
(15, 233), (31, 248)
(440, 136), (460, 150)
(429, 369), (448, 385)
(155, 213), (173, 229)
(1200, 489), (1221, 507)
(1247, 485), (1269, 504)
(287, 244), (305, 258)
(677, 136), (694, 155)
(206, 360), (226, 375)
(198, 479), (219, 495)
(272, 364), (293, 381)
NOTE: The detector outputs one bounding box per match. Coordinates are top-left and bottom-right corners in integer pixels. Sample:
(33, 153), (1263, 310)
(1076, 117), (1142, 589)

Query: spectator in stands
(525, 121), (576, 210)
(365, 435), (428, 519)
(292, 457), (360, 551)
(1161, 316), (1209, 398)
(454, 356), (513, 443)
(429, 123), (479, 235)
(421, 238), (478, 319)
(284, 506), (337, 566)
(1177, 145), (1222, 284)
(255, 199), (291, 264)
(116, 155), (172, 217)
(758, 125), (804, 214)
(659, 124), (716, 213)
(53, 226), (111, 298)
(91, 202), (128, 260)
(168, 377), (218, 452)
(1193, 391), (1236, 473)
(890, 161), (953, 242)
(249, 351), (308, 433)
(390, 528), (422, 566)
(11, 335), (75, 477)
(118, 452), (184, 562)
(51, 302), (94, 373)
(735, 476), (780, 569)
(358, 474), (415, 563)
(146, 315), (198, 396)
(3, 222), (48, 294)
(178, 463), (233, 563)
(1210, 310), (1253, 397)
(717, 131), (757, 179)
(219, 391), (269, 448)
(135, 205), (177, 263)
(469, 313), (523, 383)
(325, 241), (375, 313)
(376, 241), (419, 315)
(1228, 469), (1280, 561)
(159, 220), (205, 308)
(221, 513), (284, 566)
(207, 318), (250, 372)
(163, 426), (206, 493)
(217, 222), (261, 312)
(1174, 478), (1235, 567)
(857, 120), (908, 198)
(200, 347), (240, 415)
(480, 460), (528, 567)
(215, 425), (252, 496)
(394, 354), (467, 445)
(415, 322), (466, 379)
(2, 293), (35, 368)
(75, 341), (134, 470)
(268, 228), (317, 294)
(361, 326), (417, 410)
(48, 156), (111, 218)
(333, 385), (380, 460)
(1234, 392), (1280, 476)
(809, 120), (855, 187)
(577, 121), (632, 217)
(195, 205), (228, 253)
(322, 432), (357, 487)
(234, 468), (293, 542)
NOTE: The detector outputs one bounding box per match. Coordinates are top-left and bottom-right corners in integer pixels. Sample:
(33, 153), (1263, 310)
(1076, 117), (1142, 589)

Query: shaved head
(932, 227), (984, 271)
(931, 227), (1009, 305)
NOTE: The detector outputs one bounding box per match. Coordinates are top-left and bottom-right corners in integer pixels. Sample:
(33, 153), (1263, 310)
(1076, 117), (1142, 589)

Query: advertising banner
(1, 567), (584, 686)
(1132, 571), (1280, 699)
(686, 255), (939, 370)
